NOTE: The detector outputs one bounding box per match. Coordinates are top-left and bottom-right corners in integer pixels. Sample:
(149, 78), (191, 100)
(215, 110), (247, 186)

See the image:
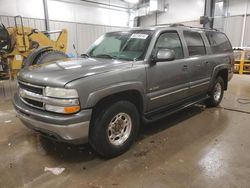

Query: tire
(34, 50), (68, 65)
(206, 76), (225, 107)
(23, 47), (52, 67)
(89, 101), (140, 158)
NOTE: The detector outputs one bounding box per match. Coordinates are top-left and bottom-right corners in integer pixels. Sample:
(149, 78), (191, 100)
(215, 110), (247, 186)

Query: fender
(209, 63), (230, 91)
(23, 46), (52, 67)
(85, 81), (146, 111)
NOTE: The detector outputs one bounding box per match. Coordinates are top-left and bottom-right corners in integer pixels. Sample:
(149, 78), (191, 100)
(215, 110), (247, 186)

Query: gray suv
(13, 25), (234, 158)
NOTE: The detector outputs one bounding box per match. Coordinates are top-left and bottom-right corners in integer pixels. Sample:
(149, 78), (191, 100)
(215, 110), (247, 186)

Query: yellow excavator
(0, 16), (68, 79)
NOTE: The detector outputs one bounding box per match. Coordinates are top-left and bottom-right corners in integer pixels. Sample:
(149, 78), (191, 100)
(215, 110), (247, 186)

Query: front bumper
(13, 93), (92, 144)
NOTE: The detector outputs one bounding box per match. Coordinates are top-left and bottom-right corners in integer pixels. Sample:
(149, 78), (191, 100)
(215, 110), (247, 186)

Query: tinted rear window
(206, 32), (232, 54)
(183, 31), (206, 56)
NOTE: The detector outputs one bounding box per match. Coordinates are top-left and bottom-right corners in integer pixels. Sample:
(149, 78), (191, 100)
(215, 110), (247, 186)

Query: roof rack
(184, 25), (218, 31)
(169, 23), (185, 27)
(171, 24), (218, 31)
(156, 23), (218, 31)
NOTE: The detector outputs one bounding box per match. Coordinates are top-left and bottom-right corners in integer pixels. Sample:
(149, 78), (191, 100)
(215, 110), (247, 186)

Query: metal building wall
(0, 80), (17, 101)
(179, 20), (202, 27)
(243, 16), (250, 46)
(0, 16), (46, 30)
(0, 15), (127, 55)
(223, 15), (244, 47)
(179, 16), (249, 48)
(75, 23), (124, 54)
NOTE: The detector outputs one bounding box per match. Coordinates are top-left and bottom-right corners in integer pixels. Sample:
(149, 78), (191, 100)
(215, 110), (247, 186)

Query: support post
(240, 0), (249, 47)
(43, 0), (50, 31)
(204, 0), (213, 28)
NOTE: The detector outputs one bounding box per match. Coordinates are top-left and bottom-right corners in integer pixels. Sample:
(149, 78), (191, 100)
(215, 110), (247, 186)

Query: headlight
(44, 87), (80, 114)
(45, 87), (78, 98)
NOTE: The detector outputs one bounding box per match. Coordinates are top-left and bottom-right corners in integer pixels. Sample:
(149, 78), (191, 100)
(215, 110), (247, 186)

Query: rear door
(182, 30), (211, 97)
(205, 31), (234, 77)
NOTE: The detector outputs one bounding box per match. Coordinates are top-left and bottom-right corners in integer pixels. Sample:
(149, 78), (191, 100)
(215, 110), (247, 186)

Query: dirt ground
(0, 74), (250, 188)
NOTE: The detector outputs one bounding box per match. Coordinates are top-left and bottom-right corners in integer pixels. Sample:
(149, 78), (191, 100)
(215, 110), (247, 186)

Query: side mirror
(157, 49), (175, 61)
(152, 49), (175, 64)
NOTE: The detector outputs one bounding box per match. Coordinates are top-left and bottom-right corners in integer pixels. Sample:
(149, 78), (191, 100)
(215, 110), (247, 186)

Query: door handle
(183, 65), (188, 71)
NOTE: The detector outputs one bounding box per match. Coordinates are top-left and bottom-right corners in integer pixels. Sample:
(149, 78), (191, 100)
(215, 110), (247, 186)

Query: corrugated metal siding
(139, 14), (249, 47)
(223, 16), (243, 47)
(49, 20), (78, 54)
(140, 16), (202, 28)
(0, 16), (45, 30)
(0, 15), (127, 54)
(0, 80), (17, 101)
(2, 14), (247, 49)
(243, 16), (250, 47)
(139, 15), (156, 27)
(179, 20), (202, 27)
(76, 23), (125, 54)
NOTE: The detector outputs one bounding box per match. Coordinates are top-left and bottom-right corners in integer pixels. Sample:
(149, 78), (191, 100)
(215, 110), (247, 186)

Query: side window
(206, 32), (232, 54)
(154, 31), (184, 59)
(183, 31), (206, 56)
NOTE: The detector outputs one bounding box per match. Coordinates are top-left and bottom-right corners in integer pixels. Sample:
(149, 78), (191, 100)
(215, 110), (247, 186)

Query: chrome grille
(23, 98), (44, 108)
(18, 81), (43, 94)
(18, 81), (45, 110)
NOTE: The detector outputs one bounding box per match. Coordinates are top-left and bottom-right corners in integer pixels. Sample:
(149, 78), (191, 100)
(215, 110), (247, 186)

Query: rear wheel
(89, 101), (140, 158)
(206, 76), (225, 107)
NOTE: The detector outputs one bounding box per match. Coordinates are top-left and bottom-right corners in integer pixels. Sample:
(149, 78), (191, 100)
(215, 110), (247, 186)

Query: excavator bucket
(0, 24), (12, 54)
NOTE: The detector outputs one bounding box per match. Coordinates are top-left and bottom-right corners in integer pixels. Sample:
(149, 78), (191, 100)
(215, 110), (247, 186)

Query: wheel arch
(210, 65), (229, 91)
(86, 82), (145, 115)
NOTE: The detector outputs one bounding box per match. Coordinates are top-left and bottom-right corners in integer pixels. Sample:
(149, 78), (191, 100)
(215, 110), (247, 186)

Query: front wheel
(206, 76), (225, 107)
(89, 101), (140, 158)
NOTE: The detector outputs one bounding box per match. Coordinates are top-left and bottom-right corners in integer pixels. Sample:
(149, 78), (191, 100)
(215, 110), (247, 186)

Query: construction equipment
(0, 16), (68, 79)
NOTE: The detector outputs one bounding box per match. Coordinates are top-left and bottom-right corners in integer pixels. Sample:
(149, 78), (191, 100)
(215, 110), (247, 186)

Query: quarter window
(206, 32), (232, 54)
(183, 31), (206, 56)
(154, 32), (184, 59)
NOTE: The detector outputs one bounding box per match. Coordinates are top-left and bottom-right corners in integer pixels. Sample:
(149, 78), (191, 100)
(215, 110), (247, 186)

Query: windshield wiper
(80, 53), (89, 58)
(92, 54), (116, 59)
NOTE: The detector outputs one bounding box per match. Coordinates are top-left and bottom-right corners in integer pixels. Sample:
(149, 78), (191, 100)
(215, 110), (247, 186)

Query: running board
(143, 96), (209, 123)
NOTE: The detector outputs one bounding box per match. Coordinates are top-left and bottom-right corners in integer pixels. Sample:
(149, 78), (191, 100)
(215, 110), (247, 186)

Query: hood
(18, 58), (133, 87)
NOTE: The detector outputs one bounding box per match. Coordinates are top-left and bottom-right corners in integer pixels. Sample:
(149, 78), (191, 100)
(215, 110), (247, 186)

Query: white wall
(157, 0), (205, 24)
(139, 0), (250, 26)
(0, 0), (130, 27)
(140, 0), (205, 26)
(0, 0), (45, 19)
(0, 15), (127, 54)
(0, 0), (129, 55)
(226, 0), (250, 16)
(48, 0), (129, 27)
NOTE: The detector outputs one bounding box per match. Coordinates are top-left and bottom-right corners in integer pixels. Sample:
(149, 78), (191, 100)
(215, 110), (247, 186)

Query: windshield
(87, 30), (153, 61)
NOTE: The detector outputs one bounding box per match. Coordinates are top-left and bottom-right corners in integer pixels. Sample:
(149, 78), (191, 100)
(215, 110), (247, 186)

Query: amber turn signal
(64, 106), (81, 114)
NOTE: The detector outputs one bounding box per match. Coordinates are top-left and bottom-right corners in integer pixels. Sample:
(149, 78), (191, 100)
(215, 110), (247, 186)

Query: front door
(146, 31), (189, 111)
